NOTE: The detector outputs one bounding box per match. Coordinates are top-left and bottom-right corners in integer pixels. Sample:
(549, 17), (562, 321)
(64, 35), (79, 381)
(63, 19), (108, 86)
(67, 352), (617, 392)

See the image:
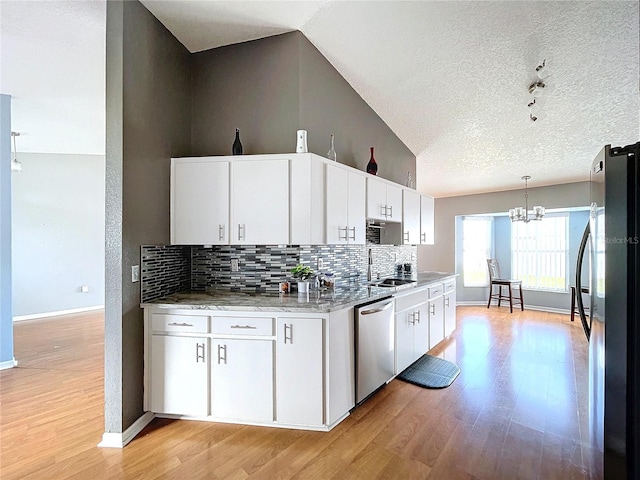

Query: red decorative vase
(366, 147), (378, 175)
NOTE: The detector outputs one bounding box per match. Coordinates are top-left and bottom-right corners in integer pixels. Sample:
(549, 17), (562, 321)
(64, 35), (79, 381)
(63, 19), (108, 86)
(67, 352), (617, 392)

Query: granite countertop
(141, 271), (457, 313)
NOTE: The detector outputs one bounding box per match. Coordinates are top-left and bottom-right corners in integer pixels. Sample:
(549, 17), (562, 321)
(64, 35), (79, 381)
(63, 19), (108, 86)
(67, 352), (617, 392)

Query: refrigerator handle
(575, 222), (591, 340)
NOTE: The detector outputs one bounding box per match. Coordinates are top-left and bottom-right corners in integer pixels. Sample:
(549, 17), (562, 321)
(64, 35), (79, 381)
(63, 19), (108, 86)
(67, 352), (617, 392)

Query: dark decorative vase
(232, 128), (243, 155)
(366, 147), (378, 175)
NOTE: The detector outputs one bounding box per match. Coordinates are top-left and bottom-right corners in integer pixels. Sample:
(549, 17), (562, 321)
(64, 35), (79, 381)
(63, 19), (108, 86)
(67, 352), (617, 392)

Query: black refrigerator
(575, 142), (640, 479)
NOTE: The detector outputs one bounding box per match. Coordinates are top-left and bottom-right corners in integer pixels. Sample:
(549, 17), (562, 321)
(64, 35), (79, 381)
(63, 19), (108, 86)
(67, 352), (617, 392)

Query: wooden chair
(486, 259), (524, 313)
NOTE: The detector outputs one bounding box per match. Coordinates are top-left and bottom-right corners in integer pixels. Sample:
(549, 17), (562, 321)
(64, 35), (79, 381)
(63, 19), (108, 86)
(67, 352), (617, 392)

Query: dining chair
(486, 259), (524, 313)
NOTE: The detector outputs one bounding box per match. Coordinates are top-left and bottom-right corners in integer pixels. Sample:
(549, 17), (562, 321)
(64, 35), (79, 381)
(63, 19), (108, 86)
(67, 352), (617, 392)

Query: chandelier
(509, 175), (545, 223)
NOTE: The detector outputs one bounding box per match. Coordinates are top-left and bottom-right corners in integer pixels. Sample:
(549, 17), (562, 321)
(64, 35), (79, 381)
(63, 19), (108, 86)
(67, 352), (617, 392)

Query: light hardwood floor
(0, 306), (599, 479)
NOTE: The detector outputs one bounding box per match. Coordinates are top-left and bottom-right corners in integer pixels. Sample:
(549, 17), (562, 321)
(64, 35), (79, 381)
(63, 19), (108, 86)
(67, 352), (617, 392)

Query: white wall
(11, 152), (105, 317)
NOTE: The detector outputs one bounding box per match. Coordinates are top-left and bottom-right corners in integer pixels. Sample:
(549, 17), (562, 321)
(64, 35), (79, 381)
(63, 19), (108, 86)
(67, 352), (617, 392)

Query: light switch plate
(231, 259), (239, 272)
(131, 265), (140, 283)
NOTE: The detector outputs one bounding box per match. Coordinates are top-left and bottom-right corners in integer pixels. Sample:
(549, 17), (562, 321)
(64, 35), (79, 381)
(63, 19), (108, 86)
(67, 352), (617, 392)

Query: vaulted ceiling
(2, 1), (638, 197)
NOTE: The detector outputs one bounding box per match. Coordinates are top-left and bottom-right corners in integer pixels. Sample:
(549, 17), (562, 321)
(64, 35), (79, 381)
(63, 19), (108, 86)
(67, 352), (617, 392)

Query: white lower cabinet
(428, 296), (445, 350)
(395, 302), (429, 374)
(145, 307), (354, 431)
(150, 335), (209, 416)
(211, 339), (274, 423)
(276, 318), (324, 426)
(444, 290), (457, 338)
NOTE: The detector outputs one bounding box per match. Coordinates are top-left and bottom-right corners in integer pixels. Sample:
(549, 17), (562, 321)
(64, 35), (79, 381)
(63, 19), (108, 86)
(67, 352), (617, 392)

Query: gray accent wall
(11, 153), (105, 317)
(105, 0), (191, 434)
(191, 31), (415, 186)
(0, 94), (13, 366)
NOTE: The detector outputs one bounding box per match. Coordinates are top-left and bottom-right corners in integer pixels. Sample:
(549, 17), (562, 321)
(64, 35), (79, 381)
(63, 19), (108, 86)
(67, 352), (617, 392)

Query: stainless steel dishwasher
(355, 297), (395, 404)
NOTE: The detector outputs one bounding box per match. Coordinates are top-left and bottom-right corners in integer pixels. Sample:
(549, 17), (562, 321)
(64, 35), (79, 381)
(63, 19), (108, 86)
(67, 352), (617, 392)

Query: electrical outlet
(231, 259), (239, 272)
(131, 265), (140, 283)
(317, 258), (324, 270)
(80, 285), (89, 293)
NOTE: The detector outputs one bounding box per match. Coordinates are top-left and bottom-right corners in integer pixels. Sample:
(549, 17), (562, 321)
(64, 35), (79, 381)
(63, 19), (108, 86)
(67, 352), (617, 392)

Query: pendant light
(509, 175), (545, 223)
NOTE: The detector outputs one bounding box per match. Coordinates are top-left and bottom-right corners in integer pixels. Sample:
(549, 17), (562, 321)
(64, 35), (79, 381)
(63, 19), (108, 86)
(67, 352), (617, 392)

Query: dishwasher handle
(360, 301), (394, 316)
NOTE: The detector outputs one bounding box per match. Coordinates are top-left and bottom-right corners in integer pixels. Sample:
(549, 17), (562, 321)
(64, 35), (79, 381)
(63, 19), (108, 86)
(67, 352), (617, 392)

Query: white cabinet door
(171, 159), (229, 245)
(444, 290), (457, 338)
(212, 339), (274, 423)
(420, 195), (435, 245)
(231, 159), (289, 245)
(276, 318), (323, 426)
(347, 171), (366, 244)
(395, 309), (416, 374)
(150, 335), (208, 416)
(428, 296), (445, 350)
(413, 302), (430, 359)
(325, 164), (349, 244)
(366, 177), (388, 221)
(385, 184), (403, 222)
(403, 189), (421, 245)
(326, 165), (365, 244)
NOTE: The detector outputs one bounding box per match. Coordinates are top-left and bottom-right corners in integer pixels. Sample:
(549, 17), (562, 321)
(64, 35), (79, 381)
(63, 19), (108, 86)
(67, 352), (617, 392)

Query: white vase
(296, 130), (308, 153)
(297, 281), (309, 293)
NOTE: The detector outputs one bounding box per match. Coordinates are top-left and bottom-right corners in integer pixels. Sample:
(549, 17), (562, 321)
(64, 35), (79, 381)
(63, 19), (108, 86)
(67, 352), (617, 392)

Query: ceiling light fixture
(509, 175), (545, 223)
(11, 132), (22, 173)
(527, 60), (549, 122)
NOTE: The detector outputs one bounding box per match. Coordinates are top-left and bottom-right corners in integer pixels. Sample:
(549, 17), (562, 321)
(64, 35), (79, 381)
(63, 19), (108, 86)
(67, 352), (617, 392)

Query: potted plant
(290, 264), (314, 293)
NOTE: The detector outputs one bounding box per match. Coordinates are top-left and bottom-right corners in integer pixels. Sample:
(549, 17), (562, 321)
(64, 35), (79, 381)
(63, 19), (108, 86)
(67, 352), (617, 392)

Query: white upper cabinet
(325, 164), (366, 244)
(171, 153), (429, 247)
(231, 158), (290, 245)
(367, 177), (402, 222)
(420, 194), (435, 245)
(171, 159), (229, 245)
(402, 189), (421, 245)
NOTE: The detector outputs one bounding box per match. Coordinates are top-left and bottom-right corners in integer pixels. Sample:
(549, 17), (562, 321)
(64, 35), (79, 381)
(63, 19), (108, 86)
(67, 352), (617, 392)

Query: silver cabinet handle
(196, 342), (205, 363)
(404, 231), (410, 243)
(348, 227), (356, 241)
(387, 205), (393, 218)
(283, 324), (293, 344)
(219, 224), (225, 241)
(445, 297), (450, 307)
(430, 304), (435, 315)
(415, 310), (421, 324)
(238, 224), (246, 240)
(230, 324), (257, 329)
(380, 205), (387, 217)
(338, 226), (348, 241)
(421, 232), (426, 243)
(361, 301), (394, 315)
(408, 312), (415, 325)
(168, 322), (193, 327)
(217, 344), (227, 364)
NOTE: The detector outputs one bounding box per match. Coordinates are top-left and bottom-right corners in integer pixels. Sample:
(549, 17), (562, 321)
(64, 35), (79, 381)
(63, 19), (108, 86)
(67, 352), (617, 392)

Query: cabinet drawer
(211, 316), (274, 336)
(152, 314), (209, 333)
(428, 284), (444, 299)
(395, 289), (428, 313)
(443, 280), (456, 293)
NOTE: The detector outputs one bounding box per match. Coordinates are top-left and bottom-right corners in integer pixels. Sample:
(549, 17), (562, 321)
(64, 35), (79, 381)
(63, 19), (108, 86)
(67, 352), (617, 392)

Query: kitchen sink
(373, 278), (416, 288)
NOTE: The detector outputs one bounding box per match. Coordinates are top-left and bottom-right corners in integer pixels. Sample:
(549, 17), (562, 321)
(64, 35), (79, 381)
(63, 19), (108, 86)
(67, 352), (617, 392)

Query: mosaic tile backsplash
(141, 243), (417, 302)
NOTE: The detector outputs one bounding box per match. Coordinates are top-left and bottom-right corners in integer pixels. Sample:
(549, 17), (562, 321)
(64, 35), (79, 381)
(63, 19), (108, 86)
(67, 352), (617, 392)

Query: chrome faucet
(367, 248), (373, 281)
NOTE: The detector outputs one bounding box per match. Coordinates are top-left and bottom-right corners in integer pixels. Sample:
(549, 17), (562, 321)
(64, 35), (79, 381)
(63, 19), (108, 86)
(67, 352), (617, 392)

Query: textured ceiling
(2, 1), (639, 197)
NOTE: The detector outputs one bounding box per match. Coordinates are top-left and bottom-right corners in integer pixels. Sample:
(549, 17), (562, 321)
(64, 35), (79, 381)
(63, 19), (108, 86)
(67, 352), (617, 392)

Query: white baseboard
(0, 358), (17, 370)
(98, 411), (155, 448)
(13, 305), (104, 322)
(456, 301), (570, 315)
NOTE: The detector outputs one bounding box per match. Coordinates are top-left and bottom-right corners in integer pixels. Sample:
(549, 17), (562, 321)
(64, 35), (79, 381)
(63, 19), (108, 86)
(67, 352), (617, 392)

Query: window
(511, 215), (568, 291)
(462, 217), (493, 287)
